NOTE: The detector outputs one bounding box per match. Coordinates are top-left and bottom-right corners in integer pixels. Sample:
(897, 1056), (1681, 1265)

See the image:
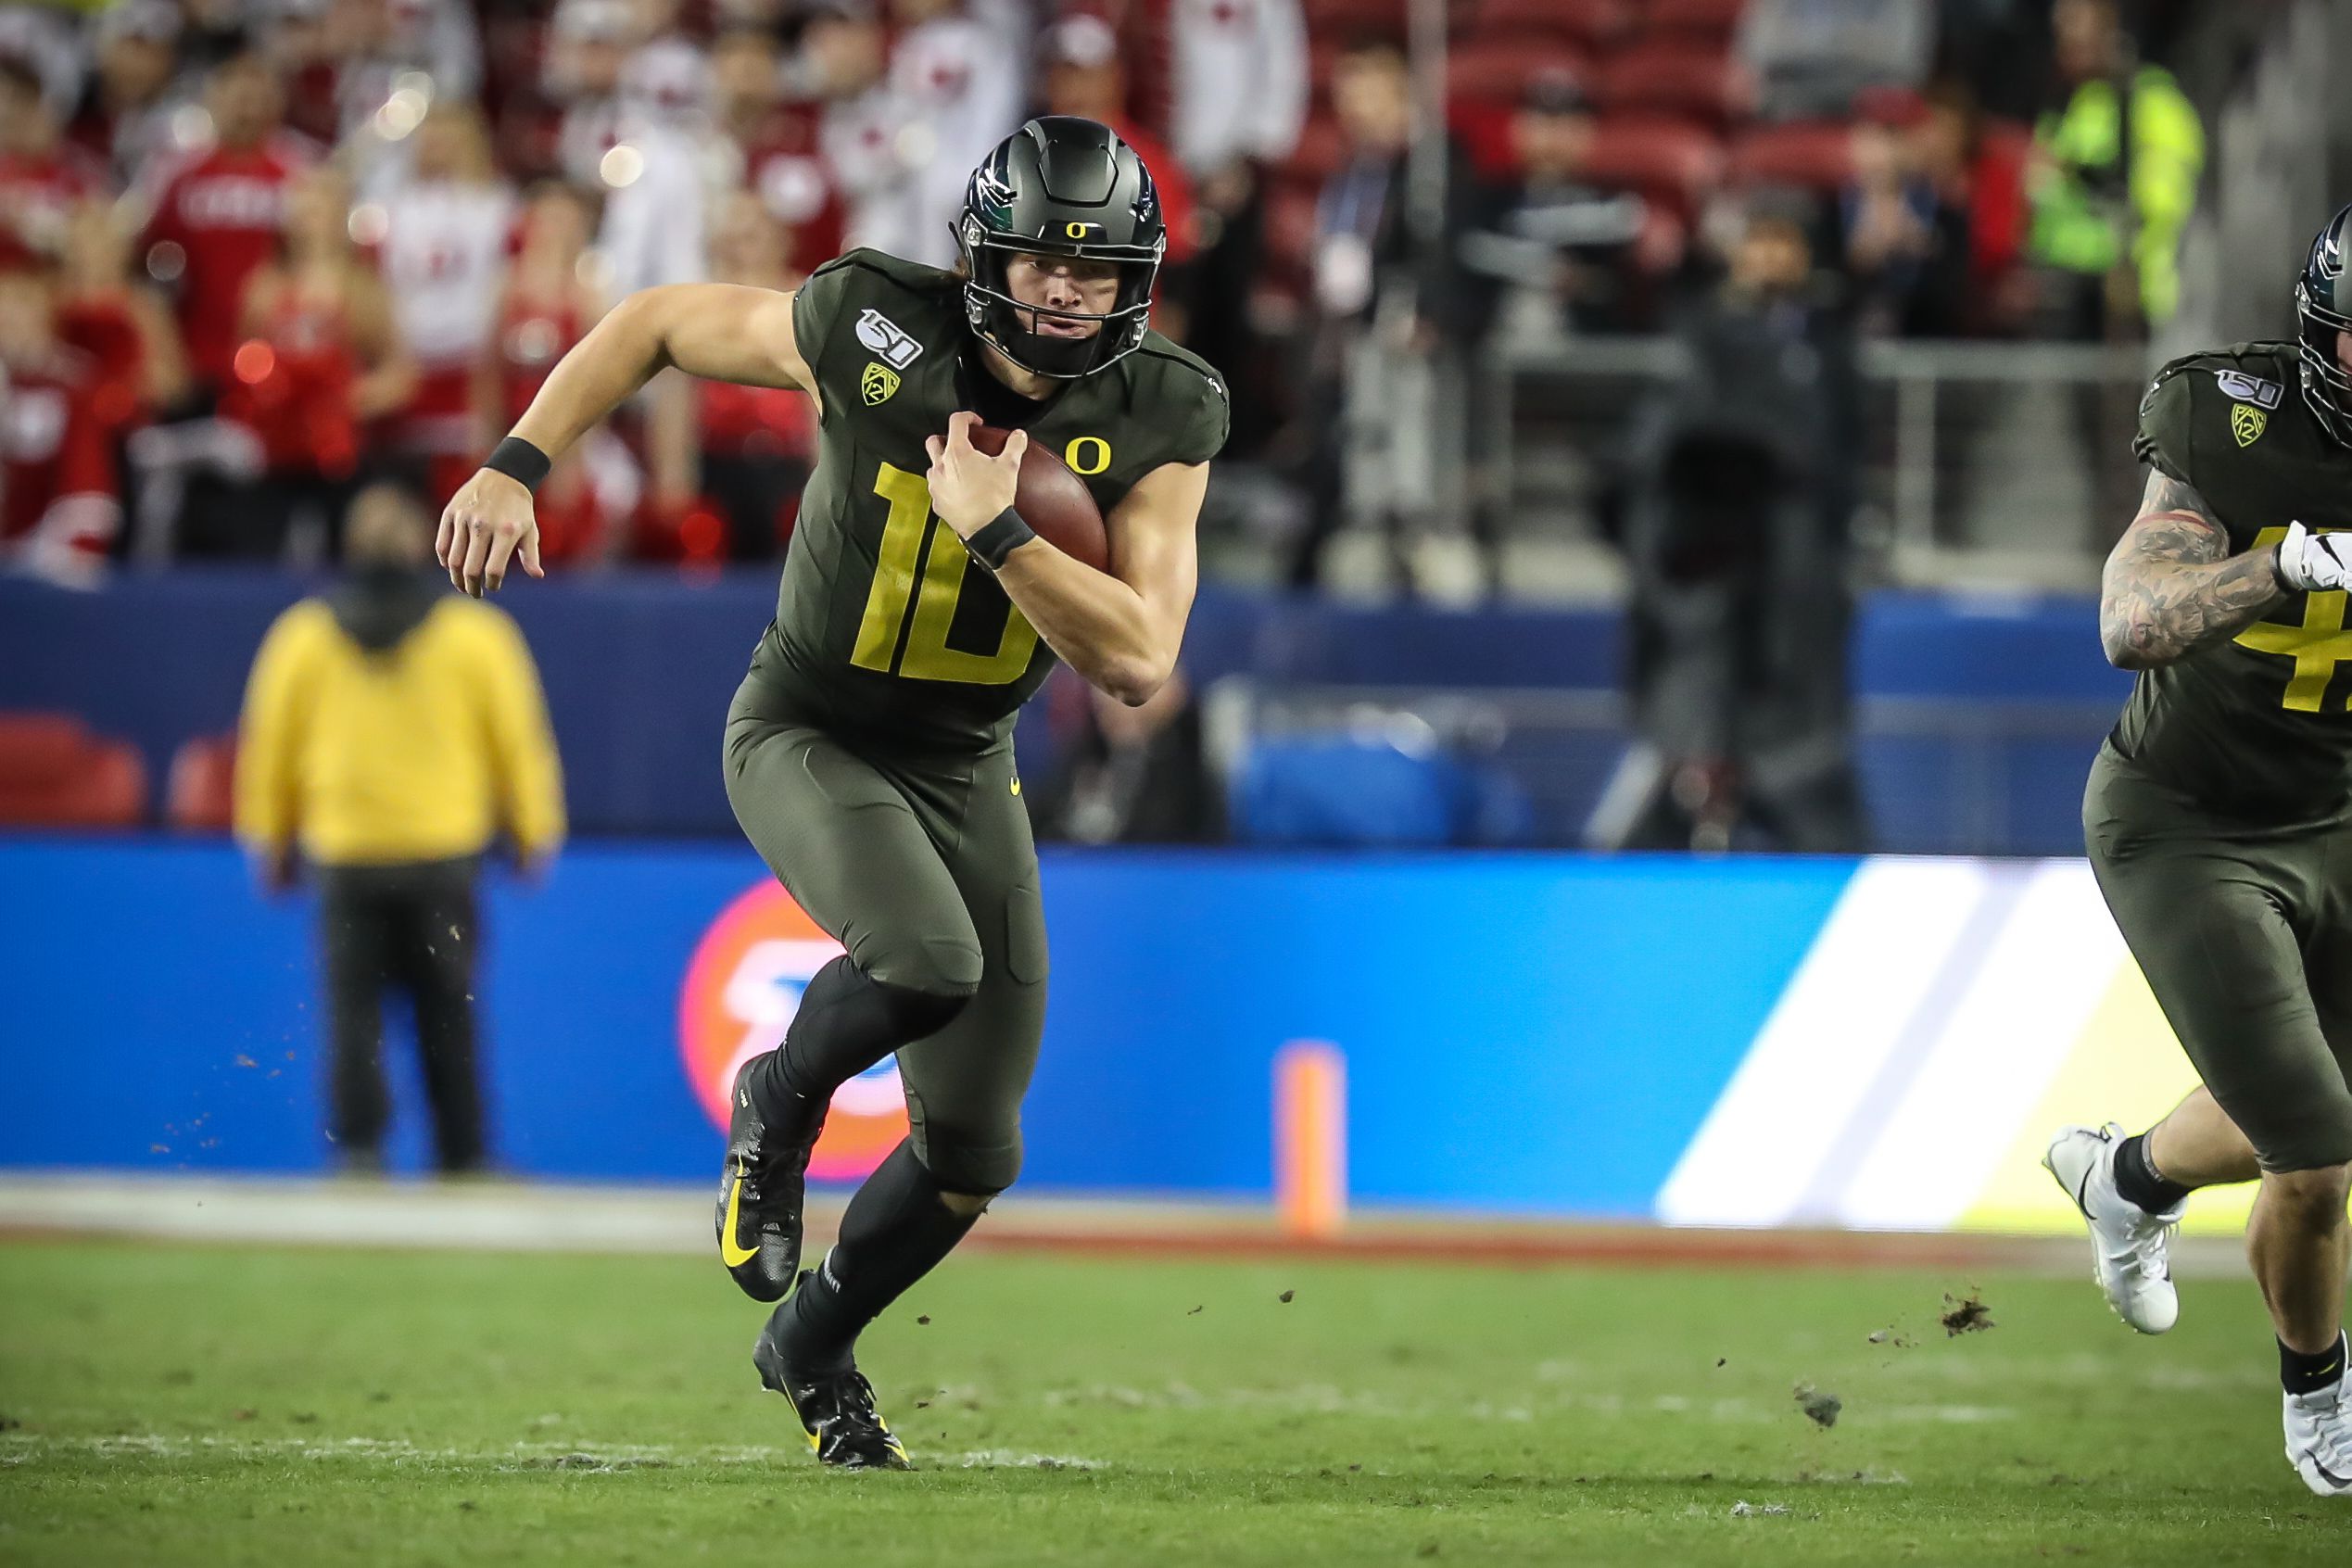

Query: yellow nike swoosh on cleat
(719, 1167), (760, 1269)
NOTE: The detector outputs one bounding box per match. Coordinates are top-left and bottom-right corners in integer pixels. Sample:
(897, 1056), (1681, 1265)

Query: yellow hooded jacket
(234, 591), (565, 867)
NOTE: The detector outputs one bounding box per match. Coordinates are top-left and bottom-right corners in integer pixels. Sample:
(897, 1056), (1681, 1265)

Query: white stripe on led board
(1655, 858), (1990, 1228)
(1831, 860), (2127, 1231)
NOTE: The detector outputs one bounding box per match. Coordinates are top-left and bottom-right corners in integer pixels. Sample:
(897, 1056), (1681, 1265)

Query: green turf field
(3, 1239), (2346, 1566)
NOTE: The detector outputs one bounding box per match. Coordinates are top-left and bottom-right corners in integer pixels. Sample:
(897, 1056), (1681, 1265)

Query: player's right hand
(2275, 521), (2352, 594)
(437, 469), (544, 598)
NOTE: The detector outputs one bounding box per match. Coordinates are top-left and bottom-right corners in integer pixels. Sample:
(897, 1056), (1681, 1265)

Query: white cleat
(2285, 1351), (2352, 1498)
(2042, 1122), (2181, 1334)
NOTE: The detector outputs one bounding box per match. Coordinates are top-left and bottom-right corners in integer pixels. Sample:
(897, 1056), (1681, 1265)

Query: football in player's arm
(438, 276), (1204, 706)
(437, 118), (1224, 1471)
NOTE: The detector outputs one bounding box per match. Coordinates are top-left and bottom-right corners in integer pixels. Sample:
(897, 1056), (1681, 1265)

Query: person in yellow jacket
(234, 483), (565, 1174)
(2029, 0), (2204, 334)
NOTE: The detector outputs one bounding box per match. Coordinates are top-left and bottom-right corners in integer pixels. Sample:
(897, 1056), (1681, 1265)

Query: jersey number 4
(2237, 526), (2352, 711)
(850, 462), (1041, 685)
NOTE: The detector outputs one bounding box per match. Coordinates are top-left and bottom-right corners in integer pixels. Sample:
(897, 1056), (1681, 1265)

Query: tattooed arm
(2098, 469), (2287, 670)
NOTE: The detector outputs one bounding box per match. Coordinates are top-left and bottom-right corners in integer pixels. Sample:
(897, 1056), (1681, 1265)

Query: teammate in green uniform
(2042, 204), (2352, 1498)
(436, 118), (1227, 1468)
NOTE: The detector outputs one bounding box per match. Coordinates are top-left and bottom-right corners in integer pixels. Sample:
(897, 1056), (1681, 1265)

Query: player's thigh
(893, 744), (1047, 1195)
(2090, 828), (2352, 1173)
(2301, 829), (2352, 1132)
(722, 702), (981, 995)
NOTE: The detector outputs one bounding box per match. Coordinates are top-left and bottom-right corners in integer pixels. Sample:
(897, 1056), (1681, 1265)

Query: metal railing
(1485, 335), (2156, 589)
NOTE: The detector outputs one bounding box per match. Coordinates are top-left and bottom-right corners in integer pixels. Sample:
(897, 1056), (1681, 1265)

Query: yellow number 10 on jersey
(850, 462), (1041, 685)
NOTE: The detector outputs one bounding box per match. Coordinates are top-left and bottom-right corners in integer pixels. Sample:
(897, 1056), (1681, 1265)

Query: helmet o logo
(1065, 221), (1094, 240)
(1065, 436), (1111, 474)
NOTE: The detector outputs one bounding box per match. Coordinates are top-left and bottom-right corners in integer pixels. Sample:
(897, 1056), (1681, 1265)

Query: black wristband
(481, 436), (551, 493)
(965, 507), (1037, 571)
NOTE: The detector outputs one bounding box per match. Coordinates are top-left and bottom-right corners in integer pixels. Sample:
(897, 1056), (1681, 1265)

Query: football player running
(2046, 204), (2352, 1498)
(437, 118), (1227, 1468)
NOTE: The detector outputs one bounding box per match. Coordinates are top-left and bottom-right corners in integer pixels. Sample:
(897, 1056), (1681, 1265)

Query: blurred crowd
(0, 0), (2203, 588)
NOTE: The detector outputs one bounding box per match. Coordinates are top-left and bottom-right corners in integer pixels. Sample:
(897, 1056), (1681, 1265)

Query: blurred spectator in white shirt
(871, 0), (1024, 266)
(550, 0), (704, 295)
(1164, 0), (1306, 181)
(0, 4), (85, 122)
(67, 2), (192, 191)
(619, 0), (713, 133)
(548, 0), (702, 529)
(800, 0), (916, 259)
(369, 101), (516, 504)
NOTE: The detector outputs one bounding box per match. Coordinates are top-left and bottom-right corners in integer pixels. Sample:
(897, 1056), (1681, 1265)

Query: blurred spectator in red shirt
(57, 196), (191, 438)
(372, 101), (516, 504)
(0, 266), (120, 584)
(492, 181), (616, 563)
(140, 53), (315, 398)
(214, 168), (417, 559)
(1038, 14), (1196, 335)
(67, 1), (191, 192)
(1039, 16), (1193, 262)
(0, 57), (107, 273)
(692, 190), (814, 562)
(714, 25), (844, 277)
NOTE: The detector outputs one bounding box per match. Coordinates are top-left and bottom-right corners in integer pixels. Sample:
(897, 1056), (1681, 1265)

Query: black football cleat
(753, 1296), (913, 1471)
(714, 1055), (824, 1302)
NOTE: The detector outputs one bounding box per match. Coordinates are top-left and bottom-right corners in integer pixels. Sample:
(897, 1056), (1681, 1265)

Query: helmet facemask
(2299, 277), (2352, 449)
(958, 216), (1160, 380)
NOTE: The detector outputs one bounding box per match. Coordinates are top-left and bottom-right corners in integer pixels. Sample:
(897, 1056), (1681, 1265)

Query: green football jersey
(763, 248), (1228, 751)
(2115, 341), (2352, 817)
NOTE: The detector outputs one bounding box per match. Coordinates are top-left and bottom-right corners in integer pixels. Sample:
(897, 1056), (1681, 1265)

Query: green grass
(2, 1240), (2346, 1566)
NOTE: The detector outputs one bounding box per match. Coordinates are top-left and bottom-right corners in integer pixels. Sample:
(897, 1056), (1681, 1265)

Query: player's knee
(866, 969), (977, 1041)
(2261, 1161), (2352, 1229)
(865, 935), (984, 1006)
(913, 1126), (1021, 1200)
(938, 1189), (995, 1219)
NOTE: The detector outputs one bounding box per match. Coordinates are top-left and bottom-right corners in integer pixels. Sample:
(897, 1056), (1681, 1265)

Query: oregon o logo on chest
(861, 361), (900, 405)
(1065, 436), (1111, 474)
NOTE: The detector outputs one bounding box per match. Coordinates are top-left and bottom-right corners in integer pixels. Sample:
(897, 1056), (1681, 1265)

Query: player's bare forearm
(507, 284), (810, 461)
(993, 460), (1206, 704)
(994, 544), (1186, 704)
(2099, 470), (2284, 670)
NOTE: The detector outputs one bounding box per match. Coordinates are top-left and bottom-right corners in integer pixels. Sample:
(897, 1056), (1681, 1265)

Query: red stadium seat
(1593, 46), (1748, 126)
(1467, 0), (1627, 51)
(1301, 0), (1407, 38)
(167, 733), (237, 833)
(0, 713), (150, 829)
(1446, 38), (1589, 107)
(1643, 0), (1749, 42)
(1728, 120), (1856, 191)
(1580, 118), (1726, 221)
